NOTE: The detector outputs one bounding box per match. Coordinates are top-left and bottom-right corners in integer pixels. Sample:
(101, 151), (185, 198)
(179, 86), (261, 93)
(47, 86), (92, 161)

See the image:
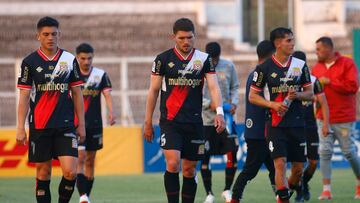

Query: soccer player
(143, 18), (225, 203)
(312, 36), (360, 200)
(230, 40), (276, 203)
(201, 42), (239, 203)
(249, 27), (313, 203)
(292, 51), (330, 202)
(75, 43), (115, 203)
(16, 16), (85, 203)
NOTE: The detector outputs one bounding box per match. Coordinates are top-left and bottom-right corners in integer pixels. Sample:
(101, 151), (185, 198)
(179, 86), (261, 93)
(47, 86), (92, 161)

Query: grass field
(0, 169), (358, 203)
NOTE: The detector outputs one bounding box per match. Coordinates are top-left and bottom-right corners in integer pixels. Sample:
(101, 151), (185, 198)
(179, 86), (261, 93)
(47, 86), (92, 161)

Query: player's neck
(174, 45), (192, 59)
(274, 52), (290, 66)
(80, 66), (92, 75)
(39, 47), (58, 59)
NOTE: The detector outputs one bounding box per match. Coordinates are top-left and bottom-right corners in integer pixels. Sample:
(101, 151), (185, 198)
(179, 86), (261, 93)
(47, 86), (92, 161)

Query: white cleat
(204, 194), (215, 203)
(79, 194), (91, 203)
(221, 190), (232, 203)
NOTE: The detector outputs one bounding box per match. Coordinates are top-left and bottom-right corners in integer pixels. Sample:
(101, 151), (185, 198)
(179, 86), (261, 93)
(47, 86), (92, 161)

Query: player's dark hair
(256, 40), (275, 60)
(270, 27), (293, 45)
(76, 43), (94, 54)
(293, 50), (307, 61)
(173, 18), (195, 34)
(316, 36), (334, 48)
(37, 16), (59, 30)
(205, 42), (221, 58)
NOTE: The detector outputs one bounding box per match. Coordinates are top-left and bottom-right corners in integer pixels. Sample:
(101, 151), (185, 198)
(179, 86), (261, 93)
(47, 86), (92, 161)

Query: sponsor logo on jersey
(21, 66), (29, 82)
(49, 65), (54, 70)
(168, 77), (202, 88)
(271, 72), (277, 78)
(151, 61), (156, 72)
(168, 62), (175, 68)
(36, 66), (43, 73)
(246, 118), (253, 128)
(271, 84), (301, 94)
(36, 82), (68, 93)
(252, 71), (258, 82)
(72, 138), (78, 149)
(156, 60), (161, 73)
(82, 88), (100, 97)
(269, 141), (274, 152)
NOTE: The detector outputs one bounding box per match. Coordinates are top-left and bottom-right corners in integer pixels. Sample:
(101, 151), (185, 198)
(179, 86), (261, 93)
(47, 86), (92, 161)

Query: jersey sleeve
(17, 60), (32, 90)
(101, 72), (112, 92)
(313, 78), (324, 95)
(250, 64), (266, 91)
(203, 56), (216, 74)
(301, 65), (312, 87)
(69, 58), (83, 87)
(151, 55), (165, 76)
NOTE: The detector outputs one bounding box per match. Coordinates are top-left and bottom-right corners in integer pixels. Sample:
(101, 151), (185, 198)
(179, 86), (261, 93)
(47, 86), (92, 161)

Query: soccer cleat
(318, 190), (332, 200)
(79, 194), (91, 203)
(221, 190), (232, 203)
(203, 193), (215, 203)
(303, 183), (311, 201)
(355, 185), (360, 199)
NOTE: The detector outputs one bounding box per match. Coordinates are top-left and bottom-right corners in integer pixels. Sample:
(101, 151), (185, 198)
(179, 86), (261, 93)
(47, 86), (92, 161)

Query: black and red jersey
(152, 47), (215, 123)
(302, 75), (324, 128)
(78, 67), (112, 128)
(17, 48), (83, 129)
(251, 55), (312, 127)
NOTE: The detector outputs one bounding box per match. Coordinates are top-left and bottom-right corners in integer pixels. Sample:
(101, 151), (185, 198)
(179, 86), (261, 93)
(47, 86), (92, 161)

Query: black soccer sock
(86, 177), (94, 197)
(182, 176), (197, 203)
(76, 173), (87, 196)
(164, 171), (180, 203)
(224, 151), (238, 190)
(36, 179), (51, 203)
(303, 168), (314, 185)
(200, 168), (213, 194)
(58, 176), (76, 203)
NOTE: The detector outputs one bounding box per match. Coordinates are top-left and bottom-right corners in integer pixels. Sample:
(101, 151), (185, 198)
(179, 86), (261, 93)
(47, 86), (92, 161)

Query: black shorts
(204, 126), (239, 155)
(159, 121), (205, 161)
(78, 127), (103, 151)
(28, 127), (78, 163)
(305, 127), (319, 160)
(266, 126), (306, 162)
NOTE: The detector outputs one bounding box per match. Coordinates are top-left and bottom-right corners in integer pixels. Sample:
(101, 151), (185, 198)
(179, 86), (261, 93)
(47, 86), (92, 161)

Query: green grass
(0, 169), (358, 203)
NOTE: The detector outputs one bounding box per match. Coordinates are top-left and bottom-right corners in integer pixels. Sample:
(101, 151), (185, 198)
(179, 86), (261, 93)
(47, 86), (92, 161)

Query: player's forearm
(249, 90), (272, 109)
(319, 94), (330, 126)
(17, 90), (30, 129)
(296, 88), (313, 101)
(209, 83), (223, 109)
(72, 87), (85, 126)
(103, 91), (114, 115)
(144, 89), (159, 125)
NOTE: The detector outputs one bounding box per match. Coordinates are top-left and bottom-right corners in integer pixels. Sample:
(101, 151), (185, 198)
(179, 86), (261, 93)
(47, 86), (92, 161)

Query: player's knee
(276, 188), (290, 200)
(308, 159), (318, 169)
(62, 169), (77, 180)
(182, 165), (196, 177)
(166, 160), (180, 173)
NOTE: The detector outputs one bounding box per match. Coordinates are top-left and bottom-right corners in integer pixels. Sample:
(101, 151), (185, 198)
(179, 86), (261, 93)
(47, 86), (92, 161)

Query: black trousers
(232, 139), (275, 200)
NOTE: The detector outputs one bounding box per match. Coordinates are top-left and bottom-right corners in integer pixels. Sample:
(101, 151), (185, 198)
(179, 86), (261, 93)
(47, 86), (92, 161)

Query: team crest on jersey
(289, 67), (301, 77)
(193, 60), (202, 70)
(198, 144), (205, 155)
(59, 61), (68, 72)
(36, 66), (43, 73)
(168, 62), (175, 68)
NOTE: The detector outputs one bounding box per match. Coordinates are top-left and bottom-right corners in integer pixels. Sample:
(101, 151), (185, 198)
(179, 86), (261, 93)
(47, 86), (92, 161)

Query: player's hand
(16, 128), (27, 145)
(143, 122), (154, 143)
(322, 124), (330, 137)
(319, 77), (330, 86)
(214, 114), (225, 134)
(269, 101), (288, 115)
(230, 104), (237, 115)
(108, 113), (116, 126)
(76, 125), (86, 144)
(287, 89), (297, 100)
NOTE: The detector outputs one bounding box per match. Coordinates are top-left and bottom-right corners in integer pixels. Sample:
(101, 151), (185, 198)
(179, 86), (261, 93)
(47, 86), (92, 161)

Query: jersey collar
(37, 48), (62, 61)
(272, 54), (292, 68)
(173, 46), (195, 61)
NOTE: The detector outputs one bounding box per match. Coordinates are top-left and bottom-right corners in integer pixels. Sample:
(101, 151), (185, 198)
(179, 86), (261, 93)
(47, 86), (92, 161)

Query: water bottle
(278, 95), (292, 117)
(223, 103), (233, 134)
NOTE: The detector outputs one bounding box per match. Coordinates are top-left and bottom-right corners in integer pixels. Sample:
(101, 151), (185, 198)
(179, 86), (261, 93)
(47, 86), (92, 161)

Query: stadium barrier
(0, 127), (143, 177)
(1, 123), (360, 176)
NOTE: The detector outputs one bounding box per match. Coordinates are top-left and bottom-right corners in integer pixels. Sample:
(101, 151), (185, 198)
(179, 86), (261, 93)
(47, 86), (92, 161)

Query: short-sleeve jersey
(251, 55), (312, 127)
(152, 48), (215, 123)
(17, 48), (83, 129)
(78, 67), (112, 128)
(244, 71), (267, 140)
(302, 75), (323, 128)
